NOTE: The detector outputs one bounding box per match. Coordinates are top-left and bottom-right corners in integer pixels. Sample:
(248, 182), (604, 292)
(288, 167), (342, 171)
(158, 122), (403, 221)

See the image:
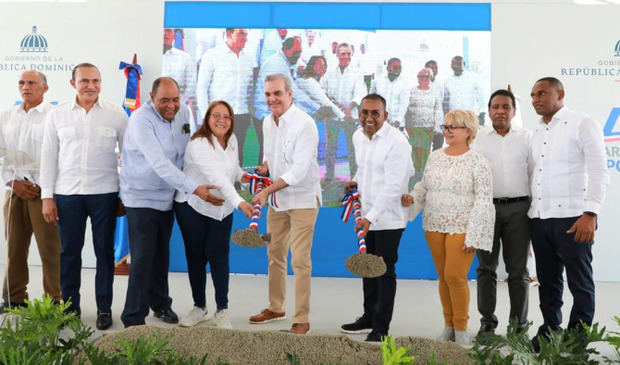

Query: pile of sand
(94, 326), (473, 365)
(231, 229), (270, 247)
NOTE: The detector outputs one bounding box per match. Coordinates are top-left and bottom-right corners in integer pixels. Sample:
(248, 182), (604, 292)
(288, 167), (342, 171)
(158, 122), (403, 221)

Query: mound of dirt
(93, 326), (473, 365)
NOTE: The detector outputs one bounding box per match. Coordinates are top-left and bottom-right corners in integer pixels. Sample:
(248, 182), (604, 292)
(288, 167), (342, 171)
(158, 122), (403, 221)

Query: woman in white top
(402, 110), (494, 345)
(405, 68), (443, 184)
(173, 100), (253, 329)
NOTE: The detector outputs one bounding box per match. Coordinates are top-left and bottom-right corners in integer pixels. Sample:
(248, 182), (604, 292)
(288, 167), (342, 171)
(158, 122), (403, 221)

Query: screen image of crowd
(162, 28), (490, 206)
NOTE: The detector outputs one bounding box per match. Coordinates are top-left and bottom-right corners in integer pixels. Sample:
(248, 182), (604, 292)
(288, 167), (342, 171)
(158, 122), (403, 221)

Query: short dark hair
(536, 77), (564, 91)
(425, 59), (437, 67)
(151, 77), (179, 96)
(282, 37), (299, 50)
(337, 43), (350, 53)
(361, 93), (386, 110)
(488, 89), (516, 109)
(72, 62), (99, 80)
(387, 57), (401, 66)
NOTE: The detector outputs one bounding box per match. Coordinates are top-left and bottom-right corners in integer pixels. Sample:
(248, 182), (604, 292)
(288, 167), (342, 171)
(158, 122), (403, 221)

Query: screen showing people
(162, 27), (490, 206)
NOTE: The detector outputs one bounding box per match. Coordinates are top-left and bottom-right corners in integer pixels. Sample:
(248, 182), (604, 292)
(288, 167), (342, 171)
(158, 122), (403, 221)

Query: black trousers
(174, 202), (232, 309)
(477, 200), (530, 330)
(121, 207), (174, 327)
(531, 216), (595, 335)
(362, 228), (403, 335)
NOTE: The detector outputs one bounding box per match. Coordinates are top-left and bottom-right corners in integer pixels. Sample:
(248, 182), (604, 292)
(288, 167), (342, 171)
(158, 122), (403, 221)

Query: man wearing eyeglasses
(473, 89), (532, 337)
(119, 77), (223, 328)
(369, 58), (409, 131)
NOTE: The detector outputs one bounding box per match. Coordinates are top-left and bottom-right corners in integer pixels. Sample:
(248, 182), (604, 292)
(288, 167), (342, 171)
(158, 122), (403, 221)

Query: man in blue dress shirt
(119, 77), (223, 327)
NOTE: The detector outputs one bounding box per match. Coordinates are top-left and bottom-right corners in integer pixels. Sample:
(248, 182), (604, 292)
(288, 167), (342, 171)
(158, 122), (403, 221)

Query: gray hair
(23, 70), (47, 84)
(265, 73), (292, 92)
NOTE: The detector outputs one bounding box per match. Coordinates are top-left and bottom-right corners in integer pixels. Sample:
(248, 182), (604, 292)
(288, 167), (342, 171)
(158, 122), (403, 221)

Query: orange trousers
(425, 231), (475, 331)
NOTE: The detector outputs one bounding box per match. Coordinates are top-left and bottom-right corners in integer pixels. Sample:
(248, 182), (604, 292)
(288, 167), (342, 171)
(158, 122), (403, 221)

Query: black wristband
(584, 211), (597, 217)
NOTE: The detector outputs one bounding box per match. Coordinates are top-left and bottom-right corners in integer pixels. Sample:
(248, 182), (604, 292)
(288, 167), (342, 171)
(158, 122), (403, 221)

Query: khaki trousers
(267, 205), (318, 324)
(425, 231), (475, 331)
(2, 191), (61, 303)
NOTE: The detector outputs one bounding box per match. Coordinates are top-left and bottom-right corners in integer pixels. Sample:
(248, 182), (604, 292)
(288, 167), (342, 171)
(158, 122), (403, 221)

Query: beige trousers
(2, 191), (62, 303)
(266, 204), (319, 324)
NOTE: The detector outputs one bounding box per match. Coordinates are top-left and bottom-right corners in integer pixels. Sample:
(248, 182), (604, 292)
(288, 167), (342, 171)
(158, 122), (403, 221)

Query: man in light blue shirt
(119, 77), (223, 327)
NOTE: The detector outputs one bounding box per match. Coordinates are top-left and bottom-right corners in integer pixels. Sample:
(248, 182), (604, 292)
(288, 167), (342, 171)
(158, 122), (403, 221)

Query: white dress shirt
(40, 98), (128, 198)
(320, 65), (366, 118)
(162, 47), (196, 105)
(352, 123), (414, 230)
(370, 75), (410, 127)
(0, 102), (53, 185)
(474, 125), (532, 198)
(296, 77), (345, 120)
(262, 104), (322, 211)
(196, 43), (254, 117)
(443, 71), (486, 115)
(528, 106), (609, 218)
(175, 135), (245, 220)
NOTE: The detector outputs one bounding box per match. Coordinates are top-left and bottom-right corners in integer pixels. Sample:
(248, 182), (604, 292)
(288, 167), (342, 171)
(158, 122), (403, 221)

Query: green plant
(381, 335), (415, 365)
(84, 332), (209, 365)
(0, 295), (92, 364)
(424, 348), (452, 365)
(600, 316), (620, 364)
(469, 319), (607, 365)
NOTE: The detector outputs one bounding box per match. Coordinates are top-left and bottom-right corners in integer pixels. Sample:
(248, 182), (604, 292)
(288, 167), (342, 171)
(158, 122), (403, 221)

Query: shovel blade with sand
(232, 173), (272, 247)
(341, 189), (387, 278)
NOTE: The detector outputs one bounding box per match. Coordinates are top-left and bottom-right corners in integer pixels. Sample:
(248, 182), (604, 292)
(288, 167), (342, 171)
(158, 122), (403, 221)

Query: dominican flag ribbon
(244, 170), (277, 208)
(341, 189), (361, 222)
(119, 59), (143, 116)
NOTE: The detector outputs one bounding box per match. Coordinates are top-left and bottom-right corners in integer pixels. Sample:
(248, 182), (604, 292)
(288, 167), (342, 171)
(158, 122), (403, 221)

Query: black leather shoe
(365, 331), (385, 342)
(0, 301), (27, 314)
(477, 324), (496, 337)
(96, 311), (113, 330)
(153, 308), (179, 324)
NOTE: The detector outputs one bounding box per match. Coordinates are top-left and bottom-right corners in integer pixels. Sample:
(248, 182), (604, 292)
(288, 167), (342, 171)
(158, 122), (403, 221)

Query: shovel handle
(350, 189), (366, 253)
(249, 179), (265, 230)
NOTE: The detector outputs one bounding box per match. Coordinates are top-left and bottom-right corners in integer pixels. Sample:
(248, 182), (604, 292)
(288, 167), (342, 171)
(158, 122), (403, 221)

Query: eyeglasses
(440, 124), (468, 131)
(211, 112), (232, 121)
(417, 75), (430, 79)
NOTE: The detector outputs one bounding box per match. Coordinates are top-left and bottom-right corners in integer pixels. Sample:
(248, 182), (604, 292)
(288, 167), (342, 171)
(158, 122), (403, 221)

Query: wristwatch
(584, 211), (597, 217)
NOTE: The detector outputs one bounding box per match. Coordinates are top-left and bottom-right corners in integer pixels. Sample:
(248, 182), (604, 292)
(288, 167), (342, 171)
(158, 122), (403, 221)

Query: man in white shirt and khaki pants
(0, 70), (61, 310)
(248, 73), (321, 335)
(474, 89), (532, 336)
(528, 77), (609, 350)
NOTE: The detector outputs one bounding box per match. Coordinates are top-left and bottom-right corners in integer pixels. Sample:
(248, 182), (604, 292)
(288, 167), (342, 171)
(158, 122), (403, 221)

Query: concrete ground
(3, 265), (619, 343)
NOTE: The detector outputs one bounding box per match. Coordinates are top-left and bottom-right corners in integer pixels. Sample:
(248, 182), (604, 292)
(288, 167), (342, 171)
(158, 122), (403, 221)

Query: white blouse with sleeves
(174, 134), (245, 221)
(408, 149), (495, 251)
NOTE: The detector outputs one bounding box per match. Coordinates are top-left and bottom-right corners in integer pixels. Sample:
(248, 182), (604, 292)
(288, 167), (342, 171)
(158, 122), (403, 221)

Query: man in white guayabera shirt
(40, 63), (128, 331)
(339, 93), (413, 342)
(248, 73), (321, 336)
(528, 77), (609, 351)
(0, 70), (61, 312)
(196, 28), (255, 165)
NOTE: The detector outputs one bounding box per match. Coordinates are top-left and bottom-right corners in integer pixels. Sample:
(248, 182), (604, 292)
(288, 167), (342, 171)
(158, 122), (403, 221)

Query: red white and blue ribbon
(341, 189), (366, 253)
(341, 190), (361, 222)
(245, 170), (277, 208)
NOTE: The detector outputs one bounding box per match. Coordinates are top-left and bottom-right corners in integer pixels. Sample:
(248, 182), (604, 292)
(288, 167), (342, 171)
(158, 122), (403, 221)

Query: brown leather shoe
(289, 322), (311, 334)
(248, 309), (285, 324)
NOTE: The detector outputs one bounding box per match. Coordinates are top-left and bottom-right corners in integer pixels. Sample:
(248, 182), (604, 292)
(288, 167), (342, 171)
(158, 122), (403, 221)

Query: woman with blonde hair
(402, 109), (494, 345)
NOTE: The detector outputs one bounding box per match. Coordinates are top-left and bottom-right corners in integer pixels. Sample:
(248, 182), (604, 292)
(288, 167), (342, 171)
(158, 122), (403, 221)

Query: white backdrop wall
(0, 0), (619, 280)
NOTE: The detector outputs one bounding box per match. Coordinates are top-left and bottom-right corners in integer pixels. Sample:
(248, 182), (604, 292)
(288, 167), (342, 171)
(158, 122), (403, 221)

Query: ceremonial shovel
(231, 173), (271, 247)
(341, 188), (386, 278)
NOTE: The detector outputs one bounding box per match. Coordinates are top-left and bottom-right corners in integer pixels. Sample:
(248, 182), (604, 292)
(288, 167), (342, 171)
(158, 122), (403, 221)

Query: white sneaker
(436, 326), (455, 341)
(179, 306), (210, 328)
(214, 309), (232, 329)
(455, 330), (472, 346)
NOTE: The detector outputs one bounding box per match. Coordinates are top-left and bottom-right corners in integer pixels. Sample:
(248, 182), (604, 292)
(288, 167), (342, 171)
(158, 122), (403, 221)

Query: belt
(493, 196), (529, 204)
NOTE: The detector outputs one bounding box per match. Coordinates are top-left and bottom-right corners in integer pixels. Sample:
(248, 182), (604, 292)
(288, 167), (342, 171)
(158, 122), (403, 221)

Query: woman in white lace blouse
(401, 110), (494, 345)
